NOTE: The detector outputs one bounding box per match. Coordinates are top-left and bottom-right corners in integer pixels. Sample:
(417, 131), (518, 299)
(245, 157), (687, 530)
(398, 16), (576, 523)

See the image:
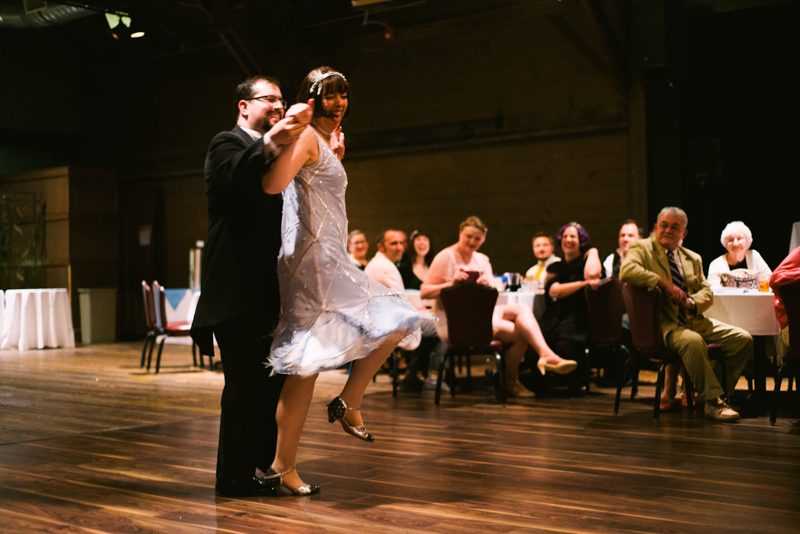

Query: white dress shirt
(365, 251), (422, 350)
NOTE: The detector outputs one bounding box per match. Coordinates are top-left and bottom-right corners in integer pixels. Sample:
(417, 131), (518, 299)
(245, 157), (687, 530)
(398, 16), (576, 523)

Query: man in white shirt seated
(603, 219), (642, 278)
(366, 229), (444, 392)
(525, 232), (560, 288)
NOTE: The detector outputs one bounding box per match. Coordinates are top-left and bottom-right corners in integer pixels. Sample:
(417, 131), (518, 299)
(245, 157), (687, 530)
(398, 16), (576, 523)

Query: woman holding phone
(421, 216), (577, 398)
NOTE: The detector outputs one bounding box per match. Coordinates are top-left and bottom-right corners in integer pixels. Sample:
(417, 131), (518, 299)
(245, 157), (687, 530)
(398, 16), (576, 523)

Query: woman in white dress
(260, 67), (426, 495)
(707, 221), (771, 286)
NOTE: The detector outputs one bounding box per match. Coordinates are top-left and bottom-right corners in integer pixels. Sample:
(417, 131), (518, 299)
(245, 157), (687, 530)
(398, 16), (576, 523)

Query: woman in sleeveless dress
(421, 216), (578, 398)
(259, 67), (426, 495)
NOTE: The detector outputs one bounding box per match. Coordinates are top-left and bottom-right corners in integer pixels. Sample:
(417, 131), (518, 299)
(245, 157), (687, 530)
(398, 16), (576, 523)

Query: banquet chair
(140, 281), (158, 368)
(436, 282), (505, 405)
(771, 280), (800, 424)
(148, 281), (196, 373)
(616, 284), (725, 420)
(585, 277), (626, 392)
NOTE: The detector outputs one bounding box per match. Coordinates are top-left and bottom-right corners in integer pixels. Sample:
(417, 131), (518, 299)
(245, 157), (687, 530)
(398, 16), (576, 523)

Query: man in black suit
(191, 76), (311, 496)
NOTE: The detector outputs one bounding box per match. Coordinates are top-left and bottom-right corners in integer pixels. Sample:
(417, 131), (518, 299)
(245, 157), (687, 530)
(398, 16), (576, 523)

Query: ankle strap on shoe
(268, 465), (295, 479)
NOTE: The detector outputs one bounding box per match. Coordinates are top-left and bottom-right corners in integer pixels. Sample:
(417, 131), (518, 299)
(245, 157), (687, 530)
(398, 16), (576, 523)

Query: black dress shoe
(215, 476), (279, 497)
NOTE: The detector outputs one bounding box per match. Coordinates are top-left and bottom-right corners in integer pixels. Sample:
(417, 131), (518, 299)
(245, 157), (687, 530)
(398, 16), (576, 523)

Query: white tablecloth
(704, 288), (780, 336)
(497, 290), (547, 319)
(1, 289), (76, 350)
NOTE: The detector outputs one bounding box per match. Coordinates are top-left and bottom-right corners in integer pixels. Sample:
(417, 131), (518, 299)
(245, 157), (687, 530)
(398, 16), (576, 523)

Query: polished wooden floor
(1, 343), (799, 533)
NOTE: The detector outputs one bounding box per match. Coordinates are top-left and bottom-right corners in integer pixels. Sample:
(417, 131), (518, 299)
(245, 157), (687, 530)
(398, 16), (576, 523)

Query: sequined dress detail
(269, 133), (424, 375)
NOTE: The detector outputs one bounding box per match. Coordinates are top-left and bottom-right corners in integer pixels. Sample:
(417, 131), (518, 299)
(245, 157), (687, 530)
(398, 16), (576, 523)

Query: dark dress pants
(213, 304), (286, 480)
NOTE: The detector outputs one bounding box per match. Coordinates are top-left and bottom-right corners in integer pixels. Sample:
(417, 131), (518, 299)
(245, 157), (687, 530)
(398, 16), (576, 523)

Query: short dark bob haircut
(295, 66), (350, 121)
(555, 222), (592, 255)
(407, 230), (435, 266)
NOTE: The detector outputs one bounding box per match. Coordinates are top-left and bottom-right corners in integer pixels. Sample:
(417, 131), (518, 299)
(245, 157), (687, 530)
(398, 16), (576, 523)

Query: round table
(704, 287), (780, 401)
(704, 288), (779, 336)
(1, 289), (76, 350)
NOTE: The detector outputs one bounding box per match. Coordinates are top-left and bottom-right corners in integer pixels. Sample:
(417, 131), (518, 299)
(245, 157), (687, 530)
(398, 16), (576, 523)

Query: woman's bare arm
(261, 127), (318, 194)
(583, 248), (602, 280)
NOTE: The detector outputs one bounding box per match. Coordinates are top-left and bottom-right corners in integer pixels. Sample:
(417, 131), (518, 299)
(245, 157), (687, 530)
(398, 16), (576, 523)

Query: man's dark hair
(620, 218), (643, 238)
(532, 231), (553, 246)
(376, 229), (395, 247)
(234, 76), (281, 106)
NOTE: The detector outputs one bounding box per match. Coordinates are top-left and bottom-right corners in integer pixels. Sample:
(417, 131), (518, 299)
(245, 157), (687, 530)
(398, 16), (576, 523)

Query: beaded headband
(309, 70), (347, 96)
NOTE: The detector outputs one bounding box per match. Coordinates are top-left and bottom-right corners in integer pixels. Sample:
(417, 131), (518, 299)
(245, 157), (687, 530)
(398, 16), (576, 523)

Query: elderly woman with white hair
(707, 221), (772, 286)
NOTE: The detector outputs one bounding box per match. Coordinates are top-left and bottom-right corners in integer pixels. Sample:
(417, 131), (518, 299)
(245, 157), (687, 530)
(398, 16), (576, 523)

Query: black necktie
(668, 251), (688, 324)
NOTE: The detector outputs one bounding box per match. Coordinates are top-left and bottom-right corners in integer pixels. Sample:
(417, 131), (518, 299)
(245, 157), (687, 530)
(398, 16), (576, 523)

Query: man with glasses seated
(620, 207), (752, 422)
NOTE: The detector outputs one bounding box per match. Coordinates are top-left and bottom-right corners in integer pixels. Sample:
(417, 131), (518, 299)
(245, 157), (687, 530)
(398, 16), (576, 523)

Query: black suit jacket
(191, 126), (283, 355)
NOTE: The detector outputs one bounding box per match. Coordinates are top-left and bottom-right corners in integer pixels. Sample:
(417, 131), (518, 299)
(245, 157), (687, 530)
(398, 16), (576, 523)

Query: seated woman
(537, 222), (602, 384)
(347, 229), (370, 270)
(707, 221), (771, 286)
(420, 216), (577, 398)
(398, 230), (434, 289)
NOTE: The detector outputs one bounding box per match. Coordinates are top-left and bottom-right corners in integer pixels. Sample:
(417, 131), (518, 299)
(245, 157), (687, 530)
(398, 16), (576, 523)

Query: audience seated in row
(525, 232), (560, 288)
(347, 229), (369, 270)
(398, 230), (434, 290)
(536, 223), (603, 389)
(707, 221), (772, 286)
(421, 216), (578, 398)
(620, 207), (752, 421)
(364, 229), (443, 392)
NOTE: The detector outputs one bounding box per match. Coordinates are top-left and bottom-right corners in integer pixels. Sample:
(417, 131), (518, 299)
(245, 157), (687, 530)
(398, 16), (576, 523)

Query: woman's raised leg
(336, 330), (406, 428)
(272, 373), (318, 490)
(500, 304), (576, 373)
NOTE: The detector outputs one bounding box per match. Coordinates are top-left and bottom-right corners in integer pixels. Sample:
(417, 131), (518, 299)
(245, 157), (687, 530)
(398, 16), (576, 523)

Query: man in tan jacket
(620, 207), (752, 421)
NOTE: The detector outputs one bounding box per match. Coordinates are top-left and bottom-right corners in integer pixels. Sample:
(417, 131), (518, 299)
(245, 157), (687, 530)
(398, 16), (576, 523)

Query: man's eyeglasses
(247, 94), (286, 108)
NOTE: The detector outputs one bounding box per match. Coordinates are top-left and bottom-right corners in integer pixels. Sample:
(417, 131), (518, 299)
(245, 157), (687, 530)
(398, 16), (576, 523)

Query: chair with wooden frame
(436, 282), (506, 405)
(584, 277), (626, 391)
(771, 280), (800, 424)
(148, 281), (196, 373)
(616, 284), (725, 420)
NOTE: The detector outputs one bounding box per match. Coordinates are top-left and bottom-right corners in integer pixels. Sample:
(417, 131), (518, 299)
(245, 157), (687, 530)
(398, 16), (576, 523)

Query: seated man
(604, 219), (642, 278)
(365, 229), (442, 391)
(525, 231), (560, 287)
(620, 207), (752, 422)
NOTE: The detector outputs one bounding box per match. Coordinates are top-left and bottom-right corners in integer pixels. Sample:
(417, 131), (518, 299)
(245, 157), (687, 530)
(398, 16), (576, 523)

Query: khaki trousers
(665, 316), (753, 401)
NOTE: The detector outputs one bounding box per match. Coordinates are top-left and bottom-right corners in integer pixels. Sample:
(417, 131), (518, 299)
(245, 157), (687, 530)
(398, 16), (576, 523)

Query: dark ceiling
(0, 0), (534, 75)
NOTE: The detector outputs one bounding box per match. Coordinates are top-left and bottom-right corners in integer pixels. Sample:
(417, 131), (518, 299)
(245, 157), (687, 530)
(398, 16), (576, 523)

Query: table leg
(753, 335), (767, 403)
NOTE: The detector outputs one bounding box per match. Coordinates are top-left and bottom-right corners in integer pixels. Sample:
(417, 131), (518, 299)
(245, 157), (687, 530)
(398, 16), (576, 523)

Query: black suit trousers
(213, 302), (285, 480)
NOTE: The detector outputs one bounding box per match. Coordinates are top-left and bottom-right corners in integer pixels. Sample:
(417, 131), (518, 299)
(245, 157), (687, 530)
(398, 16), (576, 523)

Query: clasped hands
(268, 99), (345, 159)
(660, 278), (695, 310)
(453, 268), (491, 286)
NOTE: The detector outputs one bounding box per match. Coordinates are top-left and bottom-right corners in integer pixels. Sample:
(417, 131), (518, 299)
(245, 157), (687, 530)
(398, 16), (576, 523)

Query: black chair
(436, 282), (505, 405)
(771, 280), (800, 424)
(616, 284), (726, 420)
(585, 277), (626, 390)
(148, 281), (197, 373)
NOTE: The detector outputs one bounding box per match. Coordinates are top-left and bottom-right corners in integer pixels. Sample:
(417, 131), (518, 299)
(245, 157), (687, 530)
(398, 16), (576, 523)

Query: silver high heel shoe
(266, 465), (321, 496)
(327, 396), (374, 442)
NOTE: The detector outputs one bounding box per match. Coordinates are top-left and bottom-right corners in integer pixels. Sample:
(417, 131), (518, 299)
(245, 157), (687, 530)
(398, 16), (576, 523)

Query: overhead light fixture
(105, 12), (137, 40)
(129, 20), (145, 39)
